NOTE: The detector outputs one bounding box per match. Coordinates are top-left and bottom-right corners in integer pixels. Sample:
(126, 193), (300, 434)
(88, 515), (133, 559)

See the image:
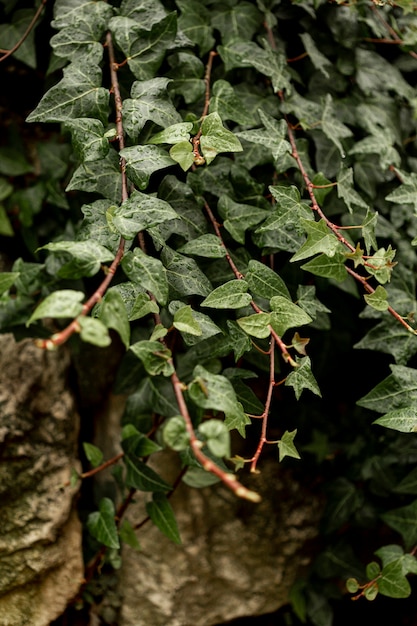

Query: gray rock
(0, 334), (83, 626)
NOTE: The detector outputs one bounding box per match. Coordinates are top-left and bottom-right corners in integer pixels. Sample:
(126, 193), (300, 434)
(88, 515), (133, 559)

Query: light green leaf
(112, 190), (178, 239)
(291, 218), (342, 262)
(83, 442), (103, 468)
(199, 419), (231, 458)
(99, 289), (130, 349)
(130, 340), (174, 377)
(169, 301), (222, 345)
(301, 252), (347, 282)
(39, 240), (114, 279)
(373, 408), (417, 433)
(245, 260), (291, 300)
(120, 145), (176, 190)
(285, 356), (322, 400)
(123, 77), (183, 140)
(129, 292), (160, 321)
(364, 246), (396, 285)
(386, 170), (417, 211)
(200, 112), (243, 165)
(278, 430), (301, 462)
(201, 279), (252, 309)
(148, 122), (193, 145)
(378, 560), (411, 599)
(173, 305), (202, 336)
(27, 290), (84, 326)
(300, 32), (331, 78)
(78, 316), (111, 347)
(364, 286), (389, 312)
(270, 296), (313, 336)
(237, 313), (271, 339)
(178, 234), (226, 258)
(87, 497), (120, 549)
(169, 141), (195, 171)
(163, 416), (190, 451)
(0, 272), (19, 295)
(146, 493), (181, 544)
(119, 519), (141, 551)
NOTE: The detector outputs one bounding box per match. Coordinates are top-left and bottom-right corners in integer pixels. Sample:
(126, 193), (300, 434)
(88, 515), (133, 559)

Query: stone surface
(118, 451), (323, 626)
(0, 334), (83, 626)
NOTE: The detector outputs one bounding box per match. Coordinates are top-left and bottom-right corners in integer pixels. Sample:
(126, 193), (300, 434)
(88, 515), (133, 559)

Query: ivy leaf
(39, 240), (114, 279)
(386, 170), (417, 211)
(124, 456), (172, 493)
(382, 499), (417, 550)
(163, 416), (190, 451)
(122, 426), (162, 457)
(178, 234), (226, 258)
(209, 80), (255, 125)
(364, 246), (396, 285)
(227, 40), (292, 94)
(26, 62), (109, 123)
(296, 285), (331, 320)
(98, 289), (130, 349)
(0, 9), (38, 68)
(357, 365), (417, 414)
(321, 94), (352, 156)
(373, 408), (417, 433)
(119, 519), (141, 551)
(291, 218), (342, 262)
(199, 419), (231, 458)
(120, 145), (176, 190)
(378, 560), (412, 599)
(299, 32), (331, 78)
(129, 292), (160, 321)
(364, 286), (389, 312)
(176, 0), (214, 54)
(354, 320), (417, 365)
(237, 313), (271, 339)
(188, 365), (250, 437)
(87, 497), (120, 550)
(173, 305), (202, 336)
(217, 195), (269, 244)
(123, 78), (183, 140)
(245, 260), (291, 300)
(146, 493), (181, 545)
(122, 246), (170, 306)
(169, 141), (195, 172)
(278, 430), (301, 462)
(65, 117), (110, 162)
(211, 2), (262, 46)
(161, 246), (212, 298)
(167, 51), (205, 104)
(200, 112), (243, 165)
(148, 122), (194, 145)
(78, 316), (112, 347)
(201, 280), (252, 309)
(109, 12), (177, 80)
(83, 442), (103, 468)
(169, 301), (221, 345)
(362, 209), (379, 254)
(337, 167), (369, 214)
(285, 356), (322, 400)
(270, 296), (313, 336)
(237, 112), (291, 164)
(0, 272), (19, 295)
(301, 252), (347, 282)
(66, 149), (122, 203)
(27, 290), (84, 325)
(130, 340), (174, 377)
(112, 190), (178, 239)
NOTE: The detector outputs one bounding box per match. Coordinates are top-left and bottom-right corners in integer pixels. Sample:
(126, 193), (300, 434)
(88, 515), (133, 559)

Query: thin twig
(250, 337), (276, 472)
(0, 0), (48, 63)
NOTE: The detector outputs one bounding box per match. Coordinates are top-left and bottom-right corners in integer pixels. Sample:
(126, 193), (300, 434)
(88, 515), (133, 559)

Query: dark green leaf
(87, 497), (120, 549)
(146, 493), (181, 544)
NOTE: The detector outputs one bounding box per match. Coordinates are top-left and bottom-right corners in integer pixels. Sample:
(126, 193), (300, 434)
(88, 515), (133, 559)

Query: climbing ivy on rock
(3, 0), (417, 623)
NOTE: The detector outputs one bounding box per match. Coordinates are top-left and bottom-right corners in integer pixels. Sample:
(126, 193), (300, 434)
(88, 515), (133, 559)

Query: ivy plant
(3, 0), (417, 623)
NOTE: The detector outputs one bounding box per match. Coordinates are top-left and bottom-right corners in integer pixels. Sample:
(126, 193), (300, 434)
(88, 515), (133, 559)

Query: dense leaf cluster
(3, 0), (417, 623)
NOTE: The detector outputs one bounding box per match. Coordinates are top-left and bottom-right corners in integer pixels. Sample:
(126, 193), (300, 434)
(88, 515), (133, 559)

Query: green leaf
(129, 340), (174, 377)
(299, 32), (331, 78)
(188, 365), (250, 437)
(169, 141), (195, 171)
(109, 12), (177, 81)
(0, 272), (19, 295)
(364, 286), (389, 312)
(112, 190), (178, 240)
(78, 316), (111, 347)
(27, 290), (84, 326)
(382, 499), (417, 549)
(161, 246), (212, 298)
(270, 296), (313, 336)
(99, 289), (130, 349)
(237, 111), (291, 165)
(0, 147), (33, 176)
(178, 234), (226, 258)
(228, 41), (292, 94)
(0, 9), (38, 68)
(245, 260), (291, 300)
(201, 279), (252, 309)
(122, 248), (168, 304)
(321, 94), (353, 156)
(65, 118), (109, 162)
(169, 301), (221, 345)
(285, 356), (322, 400)
(119, 519), (141, 551)
(386, 170), (417, 211)
(83, 442), (103, 468)
(362, 209), (379, 254)
(163, 416), (190, 451)
(120, 145), (176, 191)
(378, 560), (411, 599)
(209, 80), (255, 125)
(358, 365), (417, 414)
(177, 0), (214, 55)
(364, 246), (396, 285)
(217, 195), (269, 244)
(0, 204), (13, 237)
(27, 62), (109, 123)
(148, 122), (193, 145)
(199, 112), (243, 165)
(337, 167), (368, 214)
(146, 493), (181, 544)
(129, 292), (160, 321)
(124, 455), (171, 493)
(39, 240), (114, 279)
(78, 200), (122, 254)
(211, 2), (262, 46)
(122, 427), (162, 457)
(301, 252), (347, 282)
(291, 219), (342, 262)
(87, 497), (120, 549)
(373, 408), (417, 433)
(237, 313), (271, 339)
(199, 419), (231, 458)
(66, 149), (122, 202)
(173, 305), (202, 336)
(278, 430), (301, 462)
(123, 77), (182, 140)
